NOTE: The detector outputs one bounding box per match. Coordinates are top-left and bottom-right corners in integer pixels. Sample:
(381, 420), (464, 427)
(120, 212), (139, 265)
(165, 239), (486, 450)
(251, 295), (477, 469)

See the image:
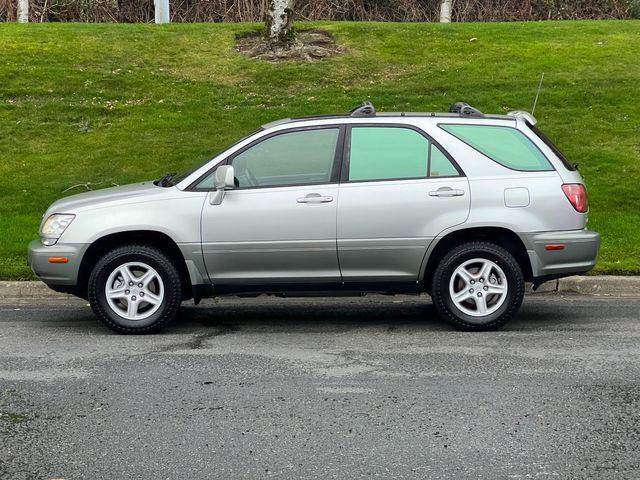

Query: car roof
(261, 111), (518, 130)
(260, 102), (537, 130)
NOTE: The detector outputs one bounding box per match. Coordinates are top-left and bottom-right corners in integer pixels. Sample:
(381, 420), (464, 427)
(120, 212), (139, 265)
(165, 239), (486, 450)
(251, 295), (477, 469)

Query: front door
(199, 126), (344, 285)
(337, 125), (470, 282)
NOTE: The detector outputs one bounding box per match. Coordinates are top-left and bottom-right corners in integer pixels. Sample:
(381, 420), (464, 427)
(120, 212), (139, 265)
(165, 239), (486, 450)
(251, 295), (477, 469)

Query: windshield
(157, 127), (264, 187)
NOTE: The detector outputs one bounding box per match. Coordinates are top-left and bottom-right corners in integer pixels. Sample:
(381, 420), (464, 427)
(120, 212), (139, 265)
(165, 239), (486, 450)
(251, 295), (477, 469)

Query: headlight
(40, 214), (75, 245)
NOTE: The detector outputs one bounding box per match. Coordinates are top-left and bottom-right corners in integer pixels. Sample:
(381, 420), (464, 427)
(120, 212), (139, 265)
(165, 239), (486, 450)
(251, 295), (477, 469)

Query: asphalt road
(1, 294), (639, 479)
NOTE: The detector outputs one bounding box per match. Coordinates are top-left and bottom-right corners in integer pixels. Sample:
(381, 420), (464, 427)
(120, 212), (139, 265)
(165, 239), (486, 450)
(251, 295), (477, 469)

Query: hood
(46, 181), (165, 215)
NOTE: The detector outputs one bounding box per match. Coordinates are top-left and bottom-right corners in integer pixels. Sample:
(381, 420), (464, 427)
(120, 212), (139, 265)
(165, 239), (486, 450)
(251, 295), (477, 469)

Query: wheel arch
(422, 226), (533, 292)
(77, 230), (193, 300)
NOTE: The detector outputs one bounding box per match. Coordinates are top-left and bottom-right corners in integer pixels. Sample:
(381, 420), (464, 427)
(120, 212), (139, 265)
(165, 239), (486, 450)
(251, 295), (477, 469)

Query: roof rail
(350, 101), (376, 118)
(449, 102), (483, 116)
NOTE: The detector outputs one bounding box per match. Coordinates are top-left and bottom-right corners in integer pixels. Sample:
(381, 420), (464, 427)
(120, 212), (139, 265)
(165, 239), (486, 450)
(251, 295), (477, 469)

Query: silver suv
(28, 102), (600, 333)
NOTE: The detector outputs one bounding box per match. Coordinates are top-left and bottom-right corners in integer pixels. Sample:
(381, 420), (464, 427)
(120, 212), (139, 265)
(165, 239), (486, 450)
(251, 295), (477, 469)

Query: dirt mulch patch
(236, 29), (343, 61)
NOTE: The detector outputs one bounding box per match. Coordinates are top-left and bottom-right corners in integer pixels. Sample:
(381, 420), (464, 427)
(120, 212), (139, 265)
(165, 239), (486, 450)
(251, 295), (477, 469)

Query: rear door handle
(429, 187), (465, 197)
(297, 193), (333, 204)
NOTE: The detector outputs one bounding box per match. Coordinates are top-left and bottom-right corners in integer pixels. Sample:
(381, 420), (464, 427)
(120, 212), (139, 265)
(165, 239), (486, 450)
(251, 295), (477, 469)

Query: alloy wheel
(448, 258), (508, 317)
(104, 262), (164, 320)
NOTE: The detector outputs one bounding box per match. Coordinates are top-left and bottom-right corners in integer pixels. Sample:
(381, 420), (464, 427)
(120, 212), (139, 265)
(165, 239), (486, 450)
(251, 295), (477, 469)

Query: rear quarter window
(439, 124), (553, 172)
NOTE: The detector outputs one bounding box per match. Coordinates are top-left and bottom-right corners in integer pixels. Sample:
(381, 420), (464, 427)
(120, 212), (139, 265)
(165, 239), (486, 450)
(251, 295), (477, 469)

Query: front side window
(195, 128), (339, 189)
(232, 128), (339, 188)
(439, 124), (553, 171)
(347, 126), (459, 181)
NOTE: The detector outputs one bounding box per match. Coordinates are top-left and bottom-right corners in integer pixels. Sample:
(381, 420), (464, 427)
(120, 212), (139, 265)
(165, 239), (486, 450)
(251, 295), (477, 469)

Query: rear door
(337, 124), (470, 282)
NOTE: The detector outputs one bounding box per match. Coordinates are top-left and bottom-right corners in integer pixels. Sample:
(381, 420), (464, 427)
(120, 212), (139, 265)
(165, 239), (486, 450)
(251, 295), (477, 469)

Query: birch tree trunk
(266, 0), (294, 43)
(154, 0), (170, 24)
(17, 0), (29, 22)
(439, 0), (452, 23)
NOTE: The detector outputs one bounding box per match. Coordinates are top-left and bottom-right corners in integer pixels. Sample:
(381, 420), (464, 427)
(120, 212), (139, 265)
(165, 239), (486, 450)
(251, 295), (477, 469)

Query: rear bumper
(520, 229), (600, 281)
(28, 240), (89, 286)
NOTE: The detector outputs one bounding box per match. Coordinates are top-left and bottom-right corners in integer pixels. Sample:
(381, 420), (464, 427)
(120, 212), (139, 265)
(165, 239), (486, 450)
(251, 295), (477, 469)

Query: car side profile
(28, 102), (600, 333)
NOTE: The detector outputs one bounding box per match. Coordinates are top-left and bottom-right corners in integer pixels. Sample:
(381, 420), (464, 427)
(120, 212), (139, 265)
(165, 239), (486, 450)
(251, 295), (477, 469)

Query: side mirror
(214, 165), (235, 189)
(210, 165), (235, 205)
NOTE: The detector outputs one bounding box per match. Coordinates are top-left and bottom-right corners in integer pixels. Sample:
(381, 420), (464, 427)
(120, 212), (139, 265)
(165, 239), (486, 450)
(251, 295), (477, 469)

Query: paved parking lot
(1, 294), (639, 479)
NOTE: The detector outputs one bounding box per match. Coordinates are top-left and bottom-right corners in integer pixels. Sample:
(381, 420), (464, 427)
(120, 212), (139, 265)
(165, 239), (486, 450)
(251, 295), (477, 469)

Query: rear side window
(440, 124), (553, 172)
(429, 143), (459, 177)
(348, 126), (460, 181)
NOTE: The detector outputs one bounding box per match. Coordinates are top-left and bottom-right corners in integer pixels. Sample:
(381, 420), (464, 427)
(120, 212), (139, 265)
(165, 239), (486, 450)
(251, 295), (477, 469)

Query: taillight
(562, 183), (588, 213)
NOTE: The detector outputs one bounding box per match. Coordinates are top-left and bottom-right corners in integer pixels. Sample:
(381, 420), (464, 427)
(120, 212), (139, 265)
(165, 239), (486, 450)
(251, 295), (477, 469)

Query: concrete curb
(1, 276), (639, 300)
(529, 275), (640, 296)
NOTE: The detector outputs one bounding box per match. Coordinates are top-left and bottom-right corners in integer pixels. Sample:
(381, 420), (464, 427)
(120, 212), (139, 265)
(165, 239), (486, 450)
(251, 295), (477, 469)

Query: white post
(17, 0), (29, 22)
(439, 0), (452, 23)
(154, 0), (170, 24)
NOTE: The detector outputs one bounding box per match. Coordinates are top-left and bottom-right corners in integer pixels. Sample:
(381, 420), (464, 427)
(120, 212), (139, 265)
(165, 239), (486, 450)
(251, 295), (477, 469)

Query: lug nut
(131, 296), (136, 301)
(138, 283), (143, 287)
(483, 286), (488, 291)
(129, 282), (133, 286)
(477, 293), (482, 297)
(480, 278), (484, 283)
(469, 289), (474, 293)
(125, 289), (130, 294)
(139, 292), (144, 297)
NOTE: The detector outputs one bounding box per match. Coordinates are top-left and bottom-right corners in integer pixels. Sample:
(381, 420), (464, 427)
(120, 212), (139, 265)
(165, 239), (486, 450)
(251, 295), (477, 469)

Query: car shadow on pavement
(165, 295), (589, 334)
(12, 293), (591, 335)
(168, 296), (452, 334)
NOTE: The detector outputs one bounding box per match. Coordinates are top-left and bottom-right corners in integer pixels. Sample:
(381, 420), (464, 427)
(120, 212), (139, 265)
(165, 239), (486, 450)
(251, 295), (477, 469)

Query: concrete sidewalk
(1, 276), (639, 300)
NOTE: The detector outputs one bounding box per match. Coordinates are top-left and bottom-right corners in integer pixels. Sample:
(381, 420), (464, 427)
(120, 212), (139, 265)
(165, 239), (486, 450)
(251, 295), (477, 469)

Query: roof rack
(449, 102), (483, 116)
(350, 101), (376, 118)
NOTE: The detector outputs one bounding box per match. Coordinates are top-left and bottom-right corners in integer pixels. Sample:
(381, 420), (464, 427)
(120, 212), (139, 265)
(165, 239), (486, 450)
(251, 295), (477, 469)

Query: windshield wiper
(156, 172), (176, 187)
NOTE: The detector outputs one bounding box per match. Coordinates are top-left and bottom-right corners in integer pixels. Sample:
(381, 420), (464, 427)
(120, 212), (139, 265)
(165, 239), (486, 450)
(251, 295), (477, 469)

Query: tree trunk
(439, 0), (452, 23)
(154, 0), (170, 24)
(17, 0), (29, 22)
(266, 0), (294, 43)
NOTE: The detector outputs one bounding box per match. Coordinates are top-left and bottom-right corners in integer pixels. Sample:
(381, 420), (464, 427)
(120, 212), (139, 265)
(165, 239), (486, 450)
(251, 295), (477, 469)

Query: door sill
(195, 281), (424, 298)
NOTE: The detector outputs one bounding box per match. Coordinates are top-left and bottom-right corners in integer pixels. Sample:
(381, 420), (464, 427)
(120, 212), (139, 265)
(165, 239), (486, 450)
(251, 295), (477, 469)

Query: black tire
(88, 245), (182, 334)
(431, 241), (524, 331)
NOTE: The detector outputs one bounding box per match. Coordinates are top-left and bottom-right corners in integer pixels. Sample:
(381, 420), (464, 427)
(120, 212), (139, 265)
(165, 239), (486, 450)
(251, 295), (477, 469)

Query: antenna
(531, 72), (545, 116)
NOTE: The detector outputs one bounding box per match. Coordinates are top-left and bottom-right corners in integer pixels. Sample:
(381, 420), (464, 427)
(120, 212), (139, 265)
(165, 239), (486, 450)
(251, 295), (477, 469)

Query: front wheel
(88, 245), (182, 334)
(431, 241), (525, 331)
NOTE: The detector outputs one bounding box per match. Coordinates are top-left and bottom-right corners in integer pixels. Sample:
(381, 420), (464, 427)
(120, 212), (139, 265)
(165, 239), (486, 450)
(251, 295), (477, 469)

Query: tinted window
(429, 143), (459, 177)
(348, 127), (429, 181)
(348, 127), (460, 181)
(440, 124), (553, 171)
(196, 128), (339, 189)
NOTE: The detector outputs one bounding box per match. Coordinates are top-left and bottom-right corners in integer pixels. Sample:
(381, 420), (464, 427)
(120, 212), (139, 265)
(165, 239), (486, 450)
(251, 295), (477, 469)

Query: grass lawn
(1, 20), (639, 279)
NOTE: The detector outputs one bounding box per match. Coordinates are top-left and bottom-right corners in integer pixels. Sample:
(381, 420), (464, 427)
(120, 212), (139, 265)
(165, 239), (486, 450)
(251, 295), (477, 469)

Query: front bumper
(28, 240), (90, 286)
(520, 229), (600, 281)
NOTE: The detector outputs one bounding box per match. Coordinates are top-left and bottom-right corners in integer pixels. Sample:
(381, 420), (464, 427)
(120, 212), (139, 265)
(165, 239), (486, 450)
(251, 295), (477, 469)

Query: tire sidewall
(89, 247), (181, 332)
(434, 243), (524, 329)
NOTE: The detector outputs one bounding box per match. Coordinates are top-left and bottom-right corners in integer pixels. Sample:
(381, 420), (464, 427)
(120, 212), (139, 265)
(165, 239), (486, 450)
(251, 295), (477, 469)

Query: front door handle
(429, 187), (465, 198)
(297, 193), (333, 204)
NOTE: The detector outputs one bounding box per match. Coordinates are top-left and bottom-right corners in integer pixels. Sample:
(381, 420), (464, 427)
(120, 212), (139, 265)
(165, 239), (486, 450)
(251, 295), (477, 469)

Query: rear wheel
(88, 245), (182, 334)
(431, 241), (524, 331)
